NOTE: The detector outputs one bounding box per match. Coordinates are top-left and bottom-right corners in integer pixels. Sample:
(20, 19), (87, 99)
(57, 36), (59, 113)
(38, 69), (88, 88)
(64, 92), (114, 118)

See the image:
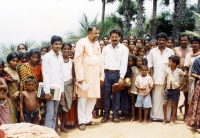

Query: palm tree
(136, 0), (145, 39)
(198, 0), (200, 13)
(162, 0), (187, 46)
(150, 0), (157, 39)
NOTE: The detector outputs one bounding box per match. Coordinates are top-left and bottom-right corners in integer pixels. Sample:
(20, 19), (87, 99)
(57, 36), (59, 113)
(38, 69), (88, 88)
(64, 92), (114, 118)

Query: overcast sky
(0, 0), (197, 44)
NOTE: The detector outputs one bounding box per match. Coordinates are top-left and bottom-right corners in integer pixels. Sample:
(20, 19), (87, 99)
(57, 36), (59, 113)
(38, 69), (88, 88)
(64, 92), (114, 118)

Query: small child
(166, 37), (174, 49)
(149, 40), (157, 50)
(132, 46), (139, 56)
(137, 46), (146, 58)
(128, 56), (143, 122)
(69, 51), (75, 60)
(20, 76), (41, 124)
(135, 65), (153, 124)
(40, 46), (48, 57)
(120, 54), (135, 120)
(19, 52), (29, 64)
(135, 39), (143, 47)
(162, 55), (188, 126)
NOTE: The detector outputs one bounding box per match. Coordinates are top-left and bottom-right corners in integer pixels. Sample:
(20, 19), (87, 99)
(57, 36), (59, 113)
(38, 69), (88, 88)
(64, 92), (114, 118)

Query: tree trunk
(172, 0), (186, 46)
(150, 0), (157, 39)
(123, 0), (131, 37)
(136, 0), (145, 39)
(101, 0), (106, 30)
(198, 0), (200, 13)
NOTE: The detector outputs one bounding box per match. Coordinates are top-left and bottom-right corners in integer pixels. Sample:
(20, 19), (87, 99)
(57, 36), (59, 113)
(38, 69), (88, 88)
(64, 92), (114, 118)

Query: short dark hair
(103, 35), (109, 40)
(120, 38), (130, 45)
(50, 35), (62, 45)
(150, 39), (158, 45)
(28, 48), (41, 61)
(128, 54), (136, 61)
(168, 55), (180, 65)
(40, 46), (48, 52)
(25, 76), (36, 83)
(156, 32), (167, 40)
(19, 51), (29, 60)
(179, 34), (190, 42)
(141, 65), (148, 70)
(17, 43), (28, 51)
(61, 43), (72, 50)
(110, 28), (122, 37)
(137, 46), (146, 52)
(144, 38), (151, 44)
(99, 40), (106, 45)
(190, 36), (200, 44)
(136, 56), (143, 61)
(88, 25), (99, 33)
(167, 37), (174, 43)
(7, 52), (19, 64)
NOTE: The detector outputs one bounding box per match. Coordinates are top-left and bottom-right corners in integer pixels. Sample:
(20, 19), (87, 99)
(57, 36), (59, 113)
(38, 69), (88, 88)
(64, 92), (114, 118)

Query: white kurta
(74, 37), (104, 98)
(148, 47), (174, 120)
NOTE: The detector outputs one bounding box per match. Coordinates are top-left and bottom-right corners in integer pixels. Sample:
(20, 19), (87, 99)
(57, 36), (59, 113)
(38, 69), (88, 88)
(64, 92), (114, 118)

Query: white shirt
(184, 53), (200, 80)
(42, 50), (64, 94)
(165, 68), (185, 89)
(62, 58), (73, 82)
(135, 75), (153, 95)
(148, 47), (174, 84)
(102, 43), (129, 78)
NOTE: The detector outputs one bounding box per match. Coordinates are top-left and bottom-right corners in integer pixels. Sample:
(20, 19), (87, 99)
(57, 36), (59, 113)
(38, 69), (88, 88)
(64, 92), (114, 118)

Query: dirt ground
(60, 93), (195, 138)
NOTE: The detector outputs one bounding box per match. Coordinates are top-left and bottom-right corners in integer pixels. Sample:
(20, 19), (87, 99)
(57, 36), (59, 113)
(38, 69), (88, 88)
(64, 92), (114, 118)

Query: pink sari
(0, 77), (9, 124)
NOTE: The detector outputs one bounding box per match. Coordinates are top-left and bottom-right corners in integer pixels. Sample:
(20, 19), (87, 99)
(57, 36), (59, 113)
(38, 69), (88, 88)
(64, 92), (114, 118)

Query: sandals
(78, 124), (86, 131)
(85, 121), (99, 126)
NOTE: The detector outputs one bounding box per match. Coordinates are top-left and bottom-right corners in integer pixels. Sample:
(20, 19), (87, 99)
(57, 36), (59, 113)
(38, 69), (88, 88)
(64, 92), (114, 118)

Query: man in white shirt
(148, 32), (174, 121)
(101, 29), (129, 123)
(42, 35), (64, 130)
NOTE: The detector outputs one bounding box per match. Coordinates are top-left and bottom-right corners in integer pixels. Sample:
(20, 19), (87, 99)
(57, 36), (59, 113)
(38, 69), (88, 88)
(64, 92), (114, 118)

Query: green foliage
(145, 4), (197, 37)
(65, 13), (98, 43)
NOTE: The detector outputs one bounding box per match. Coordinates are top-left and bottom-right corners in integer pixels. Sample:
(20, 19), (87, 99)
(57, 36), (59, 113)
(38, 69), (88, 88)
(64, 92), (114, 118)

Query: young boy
(162, 55), (188, 125)
(135, 65), (153, 124)
(149, 40), (157, 50)
(20, 76), (41, 124)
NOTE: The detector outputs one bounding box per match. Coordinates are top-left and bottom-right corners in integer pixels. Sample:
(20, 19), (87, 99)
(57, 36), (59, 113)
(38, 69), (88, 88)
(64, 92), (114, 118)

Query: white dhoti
(150, 85), (171, 121)
(78, 97), (96, 124)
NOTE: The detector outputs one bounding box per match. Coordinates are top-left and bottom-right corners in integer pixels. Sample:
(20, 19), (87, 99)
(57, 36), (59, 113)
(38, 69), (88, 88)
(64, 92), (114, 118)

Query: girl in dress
(120, 54), (135, 120)
(128, 56), (143, 121)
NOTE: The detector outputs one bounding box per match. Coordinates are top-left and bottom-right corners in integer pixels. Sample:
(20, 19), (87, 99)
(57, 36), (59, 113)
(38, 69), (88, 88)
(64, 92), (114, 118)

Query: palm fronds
(0, 42), (17, 62)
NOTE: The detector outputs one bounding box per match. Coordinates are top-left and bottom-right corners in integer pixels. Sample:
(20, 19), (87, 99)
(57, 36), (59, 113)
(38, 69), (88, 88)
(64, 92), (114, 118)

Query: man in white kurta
(148, 33), (174, 121)
(74, 25), (104, 130)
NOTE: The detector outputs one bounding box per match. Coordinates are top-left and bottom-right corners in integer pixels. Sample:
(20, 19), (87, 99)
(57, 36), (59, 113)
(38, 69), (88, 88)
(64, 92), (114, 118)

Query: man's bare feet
(56, 130), (61, 136)
(169, 121), (174, 126)
(138, 119), (142, 123)
(130, 117), (135, 122)
(143, 120), (147, 125)
(60, 126), (68, 133)
(162, 120), (167, 125)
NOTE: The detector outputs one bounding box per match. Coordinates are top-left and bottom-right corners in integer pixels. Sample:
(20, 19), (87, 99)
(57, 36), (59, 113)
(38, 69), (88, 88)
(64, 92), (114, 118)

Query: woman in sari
(0, 59), (18, 124)
(57, 43), (76, 133)
(187, 44), (200, 129)
(6, 52), (20, 123)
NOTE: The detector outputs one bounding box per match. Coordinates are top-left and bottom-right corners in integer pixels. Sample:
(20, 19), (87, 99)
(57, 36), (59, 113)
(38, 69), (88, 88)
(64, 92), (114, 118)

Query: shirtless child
(20, 76), (41, 124)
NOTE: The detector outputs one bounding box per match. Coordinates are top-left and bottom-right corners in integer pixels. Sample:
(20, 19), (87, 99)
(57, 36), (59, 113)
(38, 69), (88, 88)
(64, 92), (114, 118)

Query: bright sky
(0, 0), (197, 44)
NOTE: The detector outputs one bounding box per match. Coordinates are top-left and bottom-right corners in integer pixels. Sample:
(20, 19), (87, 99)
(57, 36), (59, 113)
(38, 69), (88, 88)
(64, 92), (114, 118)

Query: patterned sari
(7, 67), (20, 123)
(19, 63), (42, 90)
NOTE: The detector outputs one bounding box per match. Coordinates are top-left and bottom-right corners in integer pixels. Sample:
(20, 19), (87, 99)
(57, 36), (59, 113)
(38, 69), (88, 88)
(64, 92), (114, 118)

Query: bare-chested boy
(173, 34), (191, 120)
(20, 76), (41, 124)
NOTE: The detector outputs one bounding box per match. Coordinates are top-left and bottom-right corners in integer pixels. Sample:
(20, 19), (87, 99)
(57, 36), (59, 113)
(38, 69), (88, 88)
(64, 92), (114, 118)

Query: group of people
(1, 25), (200, 135)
